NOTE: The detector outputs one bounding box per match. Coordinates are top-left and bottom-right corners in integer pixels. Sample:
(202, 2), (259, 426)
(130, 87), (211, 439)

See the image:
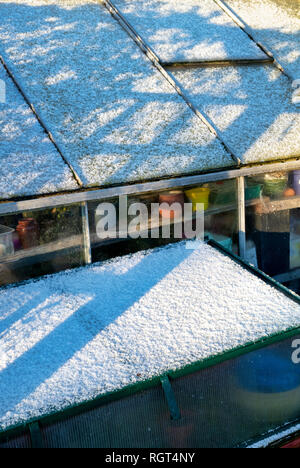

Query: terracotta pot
(16, 218), (39, 249)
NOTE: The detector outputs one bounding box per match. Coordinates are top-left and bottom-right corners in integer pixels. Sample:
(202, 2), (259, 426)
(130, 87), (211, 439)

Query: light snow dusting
(172, 65), (300, 164)
(0, 241), (299, 430)
(248, 423), (300, 448)
(0, 63), (78, 199)
(227, 0), (300, 80)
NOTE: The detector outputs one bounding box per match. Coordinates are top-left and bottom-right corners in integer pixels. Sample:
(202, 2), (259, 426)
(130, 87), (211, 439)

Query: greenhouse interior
(0, 0), (299, 449)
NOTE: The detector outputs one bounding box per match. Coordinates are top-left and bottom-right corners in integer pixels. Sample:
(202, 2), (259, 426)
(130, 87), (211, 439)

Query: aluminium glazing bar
(81, 202), (92, 265)
(162, 57), (274, 68)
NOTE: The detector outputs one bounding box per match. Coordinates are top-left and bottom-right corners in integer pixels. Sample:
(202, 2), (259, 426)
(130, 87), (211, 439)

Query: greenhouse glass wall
(2, 167), (300, 293)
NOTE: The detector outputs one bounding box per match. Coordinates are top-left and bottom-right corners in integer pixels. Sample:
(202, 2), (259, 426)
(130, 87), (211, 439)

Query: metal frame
(81, 202), (92, 265)
(1, 158), (300, 215)
(0, 0), (299, 447)
(238, 419), (300, 448)
(237, 176), (246, 259)
(163, 57), (274, 68)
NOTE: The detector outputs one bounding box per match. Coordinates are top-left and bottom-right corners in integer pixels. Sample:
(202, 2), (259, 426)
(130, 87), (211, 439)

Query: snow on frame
(0, 0), (234, 190)
(0, 241), (300, 430)
(171, 65), (300, 164)
(112, 0), (267, 62)
(0, 62), (79, 199)
(227, 0), (300, 80)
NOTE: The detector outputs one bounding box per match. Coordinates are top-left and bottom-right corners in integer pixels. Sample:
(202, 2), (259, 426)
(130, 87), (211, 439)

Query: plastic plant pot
(159, 191), (184, 219)
(263, 173), (288, 199)
(184, 187), (210, 211)
(0, 225), (15, 257)
(245, 184), (262, 201)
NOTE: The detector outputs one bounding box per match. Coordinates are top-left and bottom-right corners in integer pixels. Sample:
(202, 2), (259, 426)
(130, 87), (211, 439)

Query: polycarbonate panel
(41, 385), (172, 449)
(0, 432), (31, 448)
(172, 334), (300, 447)
(1, 333), (299, 448)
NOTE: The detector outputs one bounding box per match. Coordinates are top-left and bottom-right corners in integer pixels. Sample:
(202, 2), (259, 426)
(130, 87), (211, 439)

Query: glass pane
(0, 204), (85, 287)
(202, 179), (238, 253)
(245, 170), (300, 293)
(88, 179), (238, 262)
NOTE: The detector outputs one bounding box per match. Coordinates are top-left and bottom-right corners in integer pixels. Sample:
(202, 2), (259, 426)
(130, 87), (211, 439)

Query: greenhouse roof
(0, 241), (299, 431)
(0, 0), (299, 200)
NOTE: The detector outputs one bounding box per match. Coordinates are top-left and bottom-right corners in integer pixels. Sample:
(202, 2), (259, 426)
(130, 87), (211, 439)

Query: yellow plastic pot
(185, 187), (210, 211)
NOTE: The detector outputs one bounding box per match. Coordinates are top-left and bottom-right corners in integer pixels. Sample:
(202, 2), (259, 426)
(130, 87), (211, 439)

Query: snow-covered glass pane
(0, 0), (233, 190)
(171, 65), (300, 165)
(0, 204), (85, 287)
(0, 62), (78, 200)
(0, 241), (299, 434)
(227, 0), (300, 80)
(245, 170), (300, 294)
(112, 0), (267, 62)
